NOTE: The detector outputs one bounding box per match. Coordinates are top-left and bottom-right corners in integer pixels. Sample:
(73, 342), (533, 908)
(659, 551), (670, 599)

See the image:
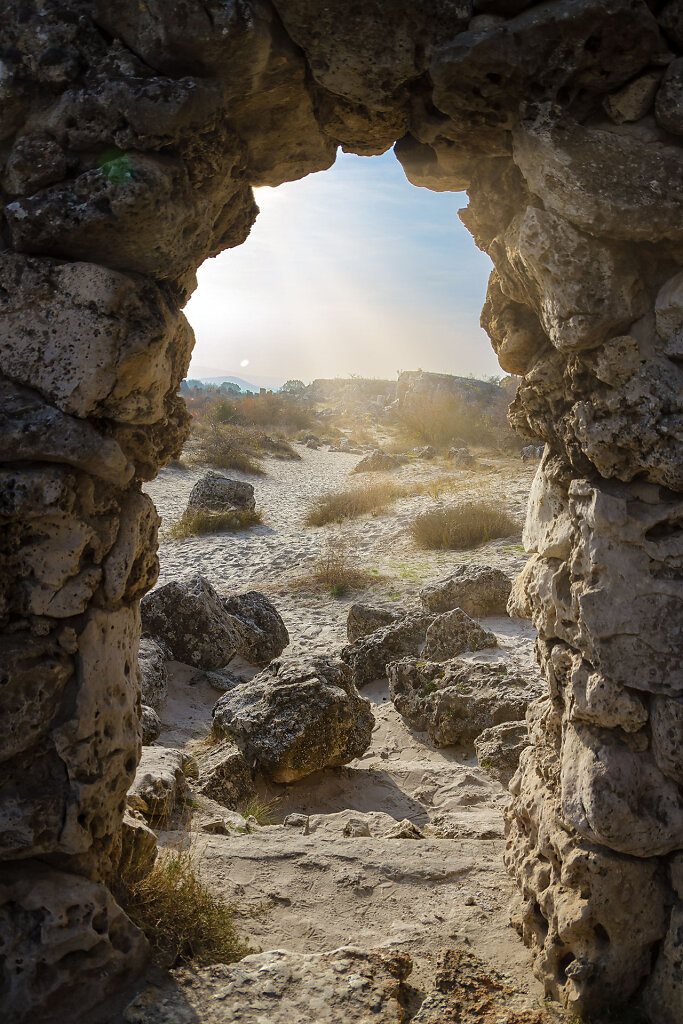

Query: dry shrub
(169, 507), (262, 540)
(190, 422), (299, 475)
(411, 500), (518, 550)
(117, 835), (252, 969)
(397, 393), (515, 449)
(211, 393), (314, 432)
(239, 795), (280, 825)
(293, 536), (377, 597)
(305, 480), (406, 526)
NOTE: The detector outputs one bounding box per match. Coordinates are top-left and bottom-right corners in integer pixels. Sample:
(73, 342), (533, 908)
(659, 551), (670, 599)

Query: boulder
(141, 575), (242, 670)
(388, 659), (542, 747)
(212, 656), (374, 783)
(383, 819), (424, 840)
(186, 470), (255, 513)
(420, 564), (512, 618)
(411, 445), (436, 459)
(140, 705), (161, 746)
(127, 747), (189, 823)
(221, 591), (289, 666)
(341, 613), (433, 688)
(449, 447), (475, 468)
(474, 721), (529, 786)
(194, 740), (255, 810)
(346, 602), (403, 643)
(137, 636), (168, 711)
(655, 58), (683, 137)
(423, 608), (498, 661)
(352, 449), (401, 473)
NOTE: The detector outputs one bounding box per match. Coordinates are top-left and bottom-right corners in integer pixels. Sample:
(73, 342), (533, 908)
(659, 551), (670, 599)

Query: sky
(185, 149), (498, 386)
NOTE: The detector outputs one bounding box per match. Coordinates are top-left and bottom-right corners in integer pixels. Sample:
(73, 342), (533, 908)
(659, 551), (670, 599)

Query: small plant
(117, 834), (252, 968)
(421, 681), (438, 696)
(239, 795), (281, 826)
(305, 481), (406, 526)
(169, 507), (262, 540)
(410, 500), (518, 551)
(292, 536), (378, 596)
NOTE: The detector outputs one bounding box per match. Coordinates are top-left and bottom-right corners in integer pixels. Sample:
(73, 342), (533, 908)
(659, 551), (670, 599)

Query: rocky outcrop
(194, 740), (255, 811)
(2, 1), (681, 1020)
(475, 721), (529, 786)
(186, 471), (255, 513)
(221, 591), (290, 666)
(212, 656), (374, 783)
(388, 659), (541, 747)
(346, 601), (403, 642)
(140, 705), (161, 746)
(341, 613), (433, 687)
(141, 575), (242, 670)
(351, 449), (401, 473)
(138, 637), (168, 712)
(423, 608), (498, 660)
(420, 565), (512, 618)
(127, 747), (189, 824)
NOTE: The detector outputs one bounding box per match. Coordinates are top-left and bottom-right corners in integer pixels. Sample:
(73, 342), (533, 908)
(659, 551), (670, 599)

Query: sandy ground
(143, 446), (549, 1014)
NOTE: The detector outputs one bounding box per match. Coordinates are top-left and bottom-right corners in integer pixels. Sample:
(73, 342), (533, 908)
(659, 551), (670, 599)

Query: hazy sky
(185, 149), (498, 385)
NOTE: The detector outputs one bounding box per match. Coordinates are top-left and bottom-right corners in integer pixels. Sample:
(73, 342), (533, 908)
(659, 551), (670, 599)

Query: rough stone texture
(221, 591), (290, 666)
(124, 947), (413, 1024)
(423, 608), (498, 661)
(2, 1), (682, 1018)
(351, 449), (401, 473)
(186, 471), (256, 514)
(212, 656), (375, 783)
(341, 613), (434, 688)
(388, 658), (541, 747)
(194, 740), (255, 811)
(141, 575), (242, 670)
(346, 601), (403, 642)
(137, 637), (168, 712)
(420, 564), (512, 617)
(475, 721), (529, 786)
(140, 705), (161, 746)
(127, 747), (189, 824)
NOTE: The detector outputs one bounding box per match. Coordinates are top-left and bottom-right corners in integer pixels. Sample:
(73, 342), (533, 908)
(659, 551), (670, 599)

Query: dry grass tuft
(410, 500), (519, 550)
(189, 422), (300, 476)
(292, 536), (378, 597)
(239, 795), (281, 825)
(305, 480), (406, 526)
(117, 835), (252, 968)
(169, 507), (262, 540)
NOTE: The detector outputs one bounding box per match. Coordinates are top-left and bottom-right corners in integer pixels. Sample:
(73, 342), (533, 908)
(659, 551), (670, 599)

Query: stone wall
(0, 2), (680, 1021)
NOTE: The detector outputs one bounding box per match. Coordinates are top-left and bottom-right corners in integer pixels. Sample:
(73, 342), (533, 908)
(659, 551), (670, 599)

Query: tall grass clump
(117, 836), (252, 968)
(305, 481), (406, 526)
(411, 500), (518, 550)
(293, 536), (377, 597)
(169, 507), (262, 540)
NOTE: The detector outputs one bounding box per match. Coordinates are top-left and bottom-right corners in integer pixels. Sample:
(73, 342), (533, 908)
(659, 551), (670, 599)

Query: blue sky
(186, 149), (498, 385)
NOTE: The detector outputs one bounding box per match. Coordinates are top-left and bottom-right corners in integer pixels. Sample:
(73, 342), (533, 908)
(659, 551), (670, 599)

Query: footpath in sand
(134, 447), (558, 1022)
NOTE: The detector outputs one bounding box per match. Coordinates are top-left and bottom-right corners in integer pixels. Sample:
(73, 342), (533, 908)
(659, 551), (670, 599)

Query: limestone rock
(346, 602), (403, 642)
(124, 947), (413, 1024)
(1, 862), (148, 1024)
(351, 449), (401, 473)
(651, 696), (683, 785)
(475, 721), (529, 786)
(341, 613), (433, 688)
(423, 608), (498, 661)
(186, 471), (256, 513)
(420, 564), (512, 617)
(602, 71), (660, 124)
(121, 810), (158, 878)
(388, 658), (540, 747)
(140, 706), (161, 746)
(642, 854), (683, 1024)
(449, 447), (476, 467)
(212, 656), (374, 783)
(141, 575), (242, 671)
(127, 747), (189, 824)
(194, 741), (255, 811)
(383, 818), (424, 840)
(138, 638), (168, 712)
(221, 591), (289, 666)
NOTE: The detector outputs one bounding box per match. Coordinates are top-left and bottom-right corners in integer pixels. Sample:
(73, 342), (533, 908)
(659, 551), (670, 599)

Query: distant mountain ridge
(187, 367), (287, 390)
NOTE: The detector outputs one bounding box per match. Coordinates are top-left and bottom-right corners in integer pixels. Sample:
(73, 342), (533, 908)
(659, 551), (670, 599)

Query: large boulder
(141, 575), (242, 670)
(346, 602), (403, 643)
(137, 636), (168, 711)
(423, 608), (497, 661)
(212, 656), (374, 783)
(194, 740), (255, 810)
(341, 613), (433, 688)
(474, 721), (530, 787)
(388, 659), (542, 747)
(221, 591), (289, 666)
(186, 470), (255, 513)
(127, 747), (189, 824)
(140, 705), (161, 746)
(351, 449), (401, 473)
(420, 564), (512, 618)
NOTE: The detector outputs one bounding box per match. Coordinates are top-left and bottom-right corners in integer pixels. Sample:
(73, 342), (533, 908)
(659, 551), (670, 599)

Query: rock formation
(1, 1), (681, 1021)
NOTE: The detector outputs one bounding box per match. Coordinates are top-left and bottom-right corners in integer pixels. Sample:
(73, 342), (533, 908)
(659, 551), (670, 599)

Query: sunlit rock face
(0, 1), (680, 1021)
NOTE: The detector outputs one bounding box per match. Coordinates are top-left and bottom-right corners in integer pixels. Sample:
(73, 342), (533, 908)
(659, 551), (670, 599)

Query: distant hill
(186, 367), (287, 391)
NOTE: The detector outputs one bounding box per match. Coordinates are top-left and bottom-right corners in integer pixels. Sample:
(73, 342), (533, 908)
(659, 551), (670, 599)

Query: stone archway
(1, 1), (681, 1021)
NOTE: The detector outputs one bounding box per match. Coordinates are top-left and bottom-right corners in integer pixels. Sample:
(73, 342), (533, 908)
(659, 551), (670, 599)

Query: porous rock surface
(221, 590), (290, 665)
(137, 636), (168, 711)
(341, 612), (434, 688)
(423, 607), (498, 661)
(388, 659), (541, 747)
(186, 470), (256, 513)
(141, 575), (242, 670)
(475, 721), (530, 786)
(346, 601), (403, 642)
(212, 656), (375, 783)
(140, 705), (161, 746)
(351, 449), (401, 473)
(420, 564), (513, 617)
(2, 1), (681, 1020)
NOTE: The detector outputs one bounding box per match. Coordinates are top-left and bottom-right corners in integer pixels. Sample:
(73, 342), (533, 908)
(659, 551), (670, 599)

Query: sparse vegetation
(117, 835), (252, 969)
(169, 507), (262, 540)
(292, 536), (378, 596)
(305, 480), (407, 526)
(411, 500), (518, 550)
(239, 795), (281, 825)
